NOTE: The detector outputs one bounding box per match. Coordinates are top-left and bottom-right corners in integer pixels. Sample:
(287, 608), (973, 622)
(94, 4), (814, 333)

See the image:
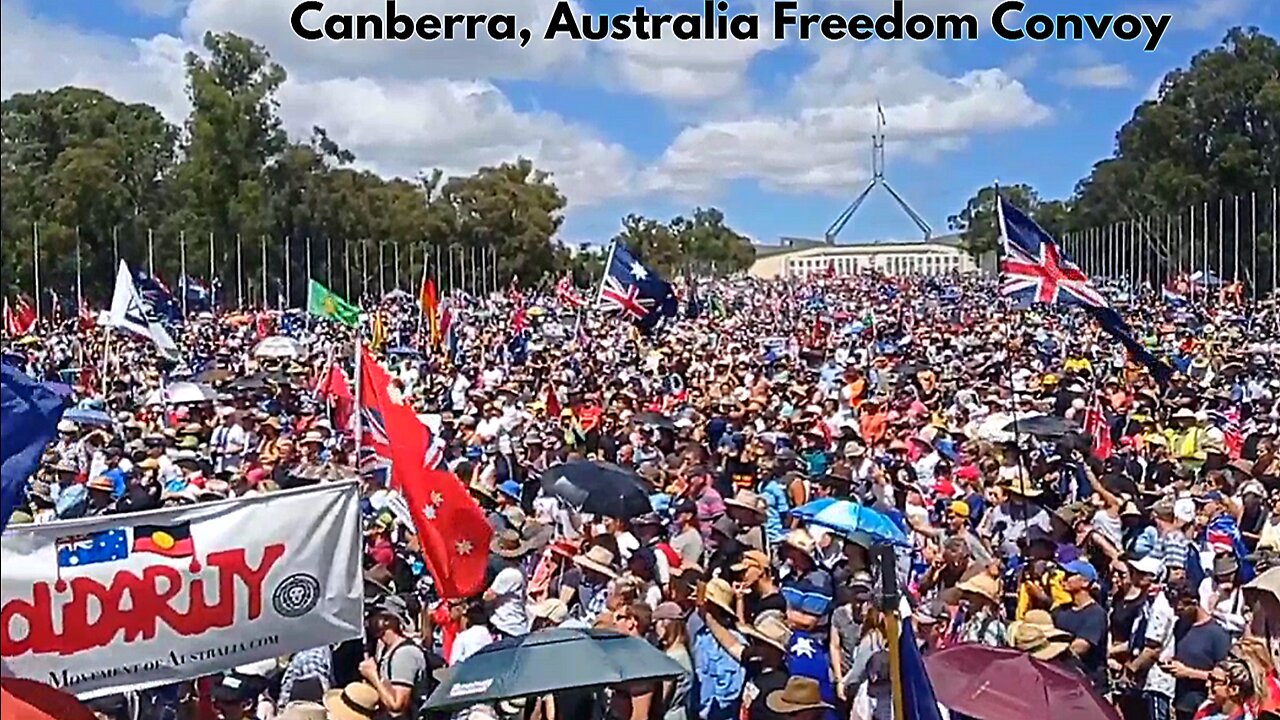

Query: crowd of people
(5, 271), (1280, 720)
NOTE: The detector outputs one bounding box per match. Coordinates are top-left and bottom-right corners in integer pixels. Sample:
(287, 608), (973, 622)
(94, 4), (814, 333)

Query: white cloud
(1177, 0), (1249, 31)
(2, 1), (638, 209)
(181, 0), (587, 83)
(647, 43), (1052, 196)
(1056, 63), (1135, 89)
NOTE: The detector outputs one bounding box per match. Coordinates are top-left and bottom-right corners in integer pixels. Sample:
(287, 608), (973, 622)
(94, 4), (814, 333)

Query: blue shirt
(691, 625), (744, 720)
(787, 629), (839, 720)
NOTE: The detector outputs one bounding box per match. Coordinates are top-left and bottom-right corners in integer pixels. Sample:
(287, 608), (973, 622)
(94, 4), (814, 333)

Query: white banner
(0, 482), (364, 698)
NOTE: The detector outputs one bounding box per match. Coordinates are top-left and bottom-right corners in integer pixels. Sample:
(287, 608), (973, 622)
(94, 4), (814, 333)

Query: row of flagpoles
(1057, 186), (1279, 300)
(18, 227), (510, 322)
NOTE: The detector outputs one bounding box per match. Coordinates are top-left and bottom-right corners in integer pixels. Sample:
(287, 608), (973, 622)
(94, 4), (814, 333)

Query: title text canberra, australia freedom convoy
(290, 0), (1173, 52)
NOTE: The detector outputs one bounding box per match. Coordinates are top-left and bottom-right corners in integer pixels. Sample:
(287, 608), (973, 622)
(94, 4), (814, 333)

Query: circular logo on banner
(273, 573), (321, 618)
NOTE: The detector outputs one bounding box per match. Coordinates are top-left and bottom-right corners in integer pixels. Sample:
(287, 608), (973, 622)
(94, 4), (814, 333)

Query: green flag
(307, 279), (360, 327)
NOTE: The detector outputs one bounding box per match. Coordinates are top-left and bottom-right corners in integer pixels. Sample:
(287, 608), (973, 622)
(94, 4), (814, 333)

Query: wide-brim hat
(956, 573), (1001, 603)
(323, 683), (380, 720)
(703, 577), (736, 614)
(572, 545), (618, 578)
(765, 677), (832, 715)
(1005, 473), (1043, 497)
(741, 614), (792, 653)
(725, 490), (766, 521)
(490, 529), (534, 558)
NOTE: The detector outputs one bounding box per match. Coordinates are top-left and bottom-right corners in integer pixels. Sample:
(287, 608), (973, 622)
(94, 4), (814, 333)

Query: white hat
(1129, 556), (1165, 578)
(1173, 498), (1197, 524)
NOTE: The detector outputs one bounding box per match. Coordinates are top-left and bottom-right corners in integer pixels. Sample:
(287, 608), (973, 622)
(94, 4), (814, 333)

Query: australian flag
(180, 276), (213, 314)
(134, 271), (182, 324)
(57, 528), (130, 567)
(598, 243), (678, 331)
(997, 196), (1173, 386)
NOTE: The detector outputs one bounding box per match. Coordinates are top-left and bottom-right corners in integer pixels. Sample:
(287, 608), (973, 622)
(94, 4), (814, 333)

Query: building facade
(747, 234), (996, 280)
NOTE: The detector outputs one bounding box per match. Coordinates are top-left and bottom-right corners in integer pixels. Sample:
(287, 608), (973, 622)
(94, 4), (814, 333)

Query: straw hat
(1004, 473), (1043, 497)
(704, 577), (737, 614)
(86, 475), (114, 493)
(725, 489), (767, 522)
(741, 613), (792, 653)
(490, 529), (533, 558)
(324, 683), (380, 720)
(572, 545), (619, 579)
(955, 574), (1001, 603)
(530, 598), (569, 625)
(765, 677), (832, 714)
(782, 528), (816, 556)
(1006, 621), (1071, 661)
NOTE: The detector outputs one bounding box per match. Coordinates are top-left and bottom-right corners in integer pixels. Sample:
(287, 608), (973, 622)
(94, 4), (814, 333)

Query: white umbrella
(253, 336), (303, 359)
(144, 381), (218, 405)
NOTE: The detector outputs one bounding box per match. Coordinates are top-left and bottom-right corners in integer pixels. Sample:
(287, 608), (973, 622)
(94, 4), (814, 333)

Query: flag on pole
(997, 196), (1172, 386)
(107, 261), (180, 360)
(307, 279), (360, 327)
(370, 311), (389, 352)
(598, 244), (678, 331)
(421, 276), (441, 346)
(360, 345), (490, 599)
(3, 296), (37, 337)
(1082, 399), (1113, 460)
(1, 365), (67, 531)
(555, 275), (586, 309)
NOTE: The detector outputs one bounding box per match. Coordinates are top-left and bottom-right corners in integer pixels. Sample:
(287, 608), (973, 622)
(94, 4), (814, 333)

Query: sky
(2, 0), (1274, 248)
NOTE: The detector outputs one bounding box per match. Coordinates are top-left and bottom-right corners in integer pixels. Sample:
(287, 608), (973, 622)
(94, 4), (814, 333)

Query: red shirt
(431, 602), (460, 661)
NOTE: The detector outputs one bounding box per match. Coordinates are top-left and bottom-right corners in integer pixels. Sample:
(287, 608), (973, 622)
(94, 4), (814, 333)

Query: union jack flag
(597, 243), (677, 330)
(358, 401), (445, 470)
(556, 275), (586, 309)
(1082, 398), (1112, 460)
(998, 197), (1107, 308)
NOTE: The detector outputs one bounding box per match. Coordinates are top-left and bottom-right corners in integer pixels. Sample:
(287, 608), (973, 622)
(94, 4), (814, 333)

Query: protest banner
(0, 482), (364, 698)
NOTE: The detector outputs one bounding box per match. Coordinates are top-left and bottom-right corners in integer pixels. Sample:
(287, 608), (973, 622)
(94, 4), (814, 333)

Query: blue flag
(899, 620), (944, 720)
(598, 244), (678, 331)
(1, 365), (68, 531)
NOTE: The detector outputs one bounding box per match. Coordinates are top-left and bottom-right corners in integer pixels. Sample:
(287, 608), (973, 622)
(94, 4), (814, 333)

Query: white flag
(107, 260), (179, 359)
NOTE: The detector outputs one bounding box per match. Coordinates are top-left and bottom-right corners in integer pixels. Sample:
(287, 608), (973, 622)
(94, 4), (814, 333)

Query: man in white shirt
(484, 531), (532, 639)
(210, 410), (248, 475)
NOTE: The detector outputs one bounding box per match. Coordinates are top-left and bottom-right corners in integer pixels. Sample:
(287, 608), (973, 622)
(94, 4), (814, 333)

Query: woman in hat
(652, 601), (694, 720)
(1200, 554), (1247, 637)
(949, 574), (1007, 649)
(690, 578), (747, 720)
(841, 606), (894, 720)
(568, 544), (621, 623)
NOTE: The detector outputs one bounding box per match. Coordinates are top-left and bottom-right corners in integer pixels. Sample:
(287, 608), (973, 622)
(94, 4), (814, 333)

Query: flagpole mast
(992, 183), (1028, 487)
(32, 221), (41, 323)
(236, 232), (245, 309)
(180, 230), (188, 317)
(208, 231), (215, 309)
(261, 235), (268, 310)
(148, 227), (155, 276)
(75, 225), (83, 319)
(353, 327), (364, 466)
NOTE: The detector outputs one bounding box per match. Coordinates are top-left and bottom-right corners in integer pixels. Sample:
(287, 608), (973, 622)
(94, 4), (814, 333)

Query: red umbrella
(924, 645), (1121, 720)
(0, 677), (97, 720)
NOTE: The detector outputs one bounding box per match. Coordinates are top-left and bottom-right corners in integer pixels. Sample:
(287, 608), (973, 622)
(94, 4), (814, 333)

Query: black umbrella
(426, 628), (685, 711)
(633, 411), (676, 430)
(1003, 414), (1077, 439)
(540, 460), (653, 518)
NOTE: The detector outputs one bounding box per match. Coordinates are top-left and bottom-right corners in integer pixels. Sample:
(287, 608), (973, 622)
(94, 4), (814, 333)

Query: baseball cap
(1061, 559), (1099, 585)
(948, 500), (971, 518)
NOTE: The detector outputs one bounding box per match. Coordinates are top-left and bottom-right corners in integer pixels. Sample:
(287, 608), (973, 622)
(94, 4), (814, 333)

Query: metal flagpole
(344, 239), (352, 300)
(1217, 197), (1225, 287)
(477, 245), (486, 297)
(1202, 201), (1209, 292)
(378, 241), (386, 297)
(32, 221), (41, 322)
(327, 236), (334, 288)
(261, 235), (268, 309)
(448, 246), (456, 294)
(1233, 195), (1241, 286)
(209, 231), (215, 307)
(394, 243), (402, 290)
(285, 235), (293, 308)
(353, 333), (363, 466)
(460, 245), (468, 295)
(235, 233), (244, 308)
(306, 236), (314, 287)
(1273, 186), (1278, 300)
(180, 230), (188, 317)
(1251, 191), (1258, 302)
(75, 226), (82, 317)
(361, 240), (369, 300)
(471, 245), (479, 296)
(1189, 203), (1197, 302)
(112, 225), (120, 269)
(148, 228), (155, 276)
(490, 246), (497, 296)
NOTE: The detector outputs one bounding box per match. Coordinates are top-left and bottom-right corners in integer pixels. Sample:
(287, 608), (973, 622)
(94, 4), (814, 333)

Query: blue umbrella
(789, 498), (909, 546)
(62, 408), (113, 427)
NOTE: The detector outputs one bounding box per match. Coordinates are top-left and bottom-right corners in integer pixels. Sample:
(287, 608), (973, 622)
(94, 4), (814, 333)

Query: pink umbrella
(924, 645), (1121, 720)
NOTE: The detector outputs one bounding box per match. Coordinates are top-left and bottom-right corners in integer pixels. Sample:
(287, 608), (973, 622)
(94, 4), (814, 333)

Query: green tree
(948, 184), (1069, 258)
(612, 207), (754, 276)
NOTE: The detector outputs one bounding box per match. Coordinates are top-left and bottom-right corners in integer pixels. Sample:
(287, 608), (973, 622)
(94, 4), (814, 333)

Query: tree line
(0, 32), (755, 309)
(949, 27), (1279, 295)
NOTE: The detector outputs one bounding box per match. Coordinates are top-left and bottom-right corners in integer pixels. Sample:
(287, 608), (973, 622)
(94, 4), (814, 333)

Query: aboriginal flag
(133, 522), (195, 558)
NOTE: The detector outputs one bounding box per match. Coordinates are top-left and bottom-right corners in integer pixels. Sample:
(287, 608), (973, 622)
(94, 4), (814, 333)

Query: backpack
(382, 640), (442, 720)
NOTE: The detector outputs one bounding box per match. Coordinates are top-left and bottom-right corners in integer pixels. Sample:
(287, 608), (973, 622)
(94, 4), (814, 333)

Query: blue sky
(2, 0), (1273, 247)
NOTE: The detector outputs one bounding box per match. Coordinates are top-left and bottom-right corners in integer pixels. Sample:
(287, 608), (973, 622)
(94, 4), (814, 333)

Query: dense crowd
(6, 272), (1280, 720)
